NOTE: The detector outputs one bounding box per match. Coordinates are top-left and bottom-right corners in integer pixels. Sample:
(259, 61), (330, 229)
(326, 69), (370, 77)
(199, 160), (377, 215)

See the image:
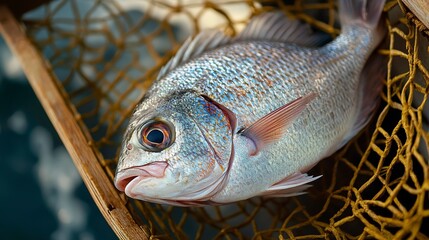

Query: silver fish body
(115, 0), (386, 206)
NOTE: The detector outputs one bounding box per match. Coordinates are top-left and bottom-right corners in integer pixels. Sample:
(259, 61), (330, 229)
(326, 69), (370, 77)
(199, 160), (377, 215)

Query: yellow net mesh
(22, 0), (429, 238)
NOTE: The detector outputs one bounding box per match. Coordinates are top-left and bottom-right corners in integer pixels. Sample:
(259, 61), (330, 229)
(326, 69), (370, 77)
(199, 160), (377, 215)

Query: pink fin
(241, 92), (316, 153)
(260, 173), (321, 198)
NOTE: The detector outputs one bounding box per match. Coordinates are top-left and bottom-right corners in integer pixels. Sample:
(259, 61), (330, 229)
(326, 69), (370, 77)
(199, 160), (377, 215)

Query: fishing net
(9, 0), (429, 238)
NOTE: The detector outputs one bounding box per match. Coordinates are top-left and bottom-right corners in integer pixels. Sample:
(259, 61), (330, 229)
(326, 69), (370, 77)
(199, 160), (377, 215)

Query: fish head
(114, 91), (235, 206)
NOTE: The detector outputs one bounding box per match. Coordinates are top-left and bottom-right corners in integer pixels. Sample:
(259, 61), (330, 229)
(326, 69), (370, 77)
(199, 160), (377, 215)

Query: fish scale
(115, 0), (386, 206)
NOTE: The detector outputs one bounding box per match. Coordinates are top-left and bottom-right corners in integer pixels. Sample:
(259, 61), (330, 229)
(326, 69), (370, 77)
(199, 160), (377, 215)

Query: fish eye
(139, 119), (175, 152)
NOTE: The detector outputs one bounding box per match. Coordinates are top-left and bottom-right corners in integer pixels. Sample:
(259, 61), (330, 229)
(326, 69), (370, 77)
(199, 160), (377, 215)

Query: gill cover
(180, 91), (235, 174)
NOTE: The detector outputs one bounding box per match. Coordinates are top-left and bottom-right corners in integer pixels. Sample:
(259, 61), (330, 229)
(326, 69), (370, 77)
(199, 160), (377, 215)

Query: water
(0, 38), (116, 240)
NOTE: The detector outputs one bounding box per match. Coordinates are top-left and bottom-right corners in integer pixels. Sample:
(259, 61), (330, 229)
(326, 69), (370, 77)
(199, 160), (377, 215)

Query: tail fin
(339, 0), (386, 45)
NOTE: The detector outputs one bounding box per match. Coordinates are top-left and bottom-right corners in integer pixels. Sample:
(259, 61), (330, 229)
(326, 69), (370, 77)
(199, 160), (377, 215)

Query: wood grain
(402, 0), (429, 30)
(0, 5), (148, 239)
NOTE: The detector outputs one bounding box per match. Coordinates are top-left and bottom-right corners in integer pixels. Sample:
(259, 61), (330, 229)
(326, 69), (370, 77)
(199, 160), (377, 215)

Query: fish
(114, 0), (386, 206)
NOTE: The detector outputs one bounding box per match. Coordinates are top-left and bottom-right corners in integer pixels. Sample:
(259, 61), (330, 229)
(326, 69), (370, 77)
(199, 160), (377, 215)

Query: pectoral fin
(241, 92), (316, 154)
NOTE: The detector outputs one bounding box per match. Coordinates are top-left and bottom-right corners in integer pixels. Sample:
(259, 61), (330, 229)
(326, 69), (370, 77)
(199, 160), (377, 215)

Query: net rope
(22, 0), (429, 238)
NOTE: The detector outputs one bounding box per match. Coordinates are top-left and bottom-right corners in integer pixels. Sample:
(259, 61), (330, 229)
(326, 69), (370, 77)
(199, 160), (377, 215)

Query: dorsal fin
(157, 12), (328, 81)
(236, 12), (329, 47)
(156, 30), (230, 80)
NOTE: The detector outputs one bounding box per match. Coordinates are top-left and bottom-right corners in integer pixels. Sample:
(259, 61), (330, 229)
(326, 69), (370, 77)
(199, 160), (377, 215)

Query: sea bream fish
(114, 0), (386, 206)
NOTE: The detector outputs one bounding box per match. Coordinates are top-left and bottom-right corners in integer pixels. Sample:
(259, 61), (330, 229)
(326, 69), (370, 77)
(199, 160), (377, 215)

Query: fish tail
(339, 0), (386, 46)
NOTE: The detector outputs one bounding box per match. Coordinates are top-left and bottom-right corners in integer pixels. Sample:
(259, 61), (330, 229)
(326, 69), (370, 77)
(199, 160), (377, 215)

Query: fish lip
(114, 161), (169, 192)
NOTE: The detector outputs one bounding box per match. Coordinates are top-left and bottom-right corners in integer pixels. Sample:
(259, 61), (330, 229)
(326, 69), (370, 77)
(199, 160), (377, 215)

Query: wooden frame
(402, 0), (429, 31)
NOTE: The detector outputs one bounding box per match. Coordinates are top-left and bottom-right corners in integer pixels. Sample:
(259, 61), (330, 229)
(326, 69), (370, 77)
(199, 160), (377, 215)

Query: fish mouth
(115, 161), (169, 192)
